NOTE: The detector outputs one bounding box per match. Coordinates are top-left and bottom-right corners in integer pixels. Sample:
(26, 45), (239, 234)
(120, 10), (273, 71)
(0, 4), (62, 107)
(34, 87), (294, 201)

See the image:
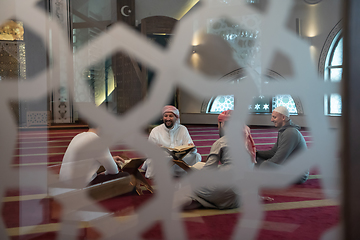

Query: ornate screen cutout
(0, 1), (341, 239)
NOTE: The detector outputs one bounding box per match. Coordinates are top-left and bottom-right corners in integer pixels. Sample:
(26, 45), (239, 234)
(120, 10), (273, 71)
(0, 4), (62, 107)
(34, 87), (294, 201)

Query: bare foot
(260, 196), (274, 202)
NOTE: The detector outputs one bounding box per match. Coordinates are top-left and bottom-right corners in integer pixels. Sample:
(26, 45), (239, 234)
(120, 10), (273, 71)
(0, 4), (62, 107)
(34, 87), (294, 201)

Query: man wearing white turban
(256, 106), (309, 183)
(142, 105), (201, 178)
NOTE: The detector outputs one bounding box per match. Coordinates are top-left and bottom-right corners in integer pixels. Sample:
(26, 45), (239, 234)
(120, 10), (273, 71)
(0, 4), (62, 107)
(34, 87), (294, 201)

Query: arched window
(208, 95), (234, 113)
(272, 95), (298, 114)
(207, 94), (298, 114)
(324, 30), (343, 115)
(205, 69), (300, 114)
(319, 19), (343, 116)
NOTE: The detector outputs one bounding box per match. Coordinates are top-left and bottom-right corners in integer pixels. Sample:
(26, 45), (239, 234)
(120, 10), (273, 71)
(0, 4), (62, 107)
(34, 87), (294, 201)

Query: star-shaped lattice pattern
(263, 103), (269, 110)
(0, 0), (341, 239)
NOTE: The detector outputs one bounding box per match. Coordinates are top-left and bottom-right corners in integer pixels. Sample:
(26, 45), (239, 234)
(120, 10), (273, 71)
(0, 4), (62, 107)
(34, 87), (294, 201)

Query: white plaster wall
(71, 0), (343, 127)
(135, 0), (199, 23)
(180, 112), (341, 128)
(177, 0), (343, 127)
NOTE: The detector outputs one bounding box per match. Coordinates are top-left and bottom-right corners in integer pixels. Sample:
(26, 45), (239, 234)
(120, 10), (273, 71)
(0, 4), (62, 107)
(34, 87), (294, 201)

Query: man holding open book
(141, 105), (201, 178)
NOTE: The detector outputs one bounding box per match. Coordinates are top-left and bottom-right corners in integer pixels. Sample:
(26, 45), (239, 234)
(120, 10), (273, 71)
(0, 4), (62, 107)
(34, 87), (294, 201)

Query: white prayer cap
(273, 106), (290, 117)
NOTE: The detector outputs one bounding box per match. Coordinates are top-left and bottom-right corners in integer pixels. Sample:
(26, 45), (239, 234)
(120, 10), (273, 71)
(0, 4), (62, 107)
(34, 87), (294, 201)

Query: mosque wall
(13, 0), (342, 127)
(175, 0), (343, 128)
(0, 1), (346, 238)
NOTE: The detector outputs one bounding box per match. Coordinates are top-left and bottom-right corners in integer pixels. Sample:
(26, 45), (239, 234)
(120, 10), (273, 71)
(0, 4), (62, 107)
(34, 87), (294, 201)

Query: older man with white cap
(142, 105), (201, 178)
(256, 106), (309, 183)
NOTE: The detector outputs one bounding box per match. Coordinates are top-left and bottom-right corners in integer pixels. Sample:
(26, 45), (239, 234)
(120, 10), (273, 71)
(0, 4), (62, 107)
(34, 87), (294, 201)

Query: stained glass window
(249, 96), (272, 113)
(272, 95), (298, 114)
(207, 94), (298, 114)
(208, 95), (234, 113)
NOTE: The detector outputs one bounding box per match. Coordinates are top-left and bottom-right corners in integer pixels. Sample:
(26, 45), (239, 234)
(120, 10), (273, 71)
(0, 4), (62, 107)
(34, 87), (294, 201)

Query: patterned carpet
(3, 125), (338, 239)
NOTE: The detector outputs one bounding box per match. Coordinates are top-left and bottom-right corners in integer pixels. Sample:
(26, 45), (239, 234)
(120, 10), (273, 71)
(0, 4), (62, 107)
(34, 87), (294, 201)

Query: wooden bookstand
(47, 165), (136, 221)
(172, 159), (192, 171)
(97, 158), (154, 195)
(163, 145), (197, 172)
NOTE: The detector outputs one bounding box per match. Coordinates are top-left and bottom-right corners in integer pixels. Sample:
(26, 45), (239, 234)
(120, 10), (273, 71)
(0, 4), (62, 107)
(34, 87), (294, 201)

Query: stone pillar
(51, 0), (73, 123)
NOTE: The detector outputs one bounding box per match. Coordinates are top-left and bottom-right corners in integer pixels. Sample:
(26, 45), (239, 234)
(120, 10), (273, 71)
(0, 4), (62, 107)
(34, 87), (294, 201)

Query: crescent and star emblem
(121, 5), (131, 17)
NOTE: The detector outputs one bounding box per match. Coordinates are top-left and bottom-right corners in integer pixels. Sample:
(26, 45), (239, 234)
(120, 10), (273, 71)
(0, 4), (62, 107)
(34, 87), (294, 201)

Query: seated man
(184, 110), (255, 210)
(59, 125), (129, 186)
(256, 106), (309, 183)
(142, 105), (201, 178)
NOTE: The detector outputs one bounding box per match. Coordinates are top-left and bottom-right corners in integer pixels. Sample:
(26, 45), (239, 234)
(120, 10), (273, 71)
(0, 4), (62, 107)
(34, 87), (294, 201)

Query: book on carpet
(191, 162), (205, 170)
(172, 160), (205, 171)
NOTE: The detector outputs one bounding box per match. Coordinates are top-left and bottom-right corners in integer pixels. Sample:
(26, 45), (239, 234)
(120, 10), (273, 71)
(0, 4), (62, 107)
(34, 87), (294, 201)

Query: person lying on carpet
(255, 106), (309, 184)
(183, 110), (260, 210)
(141, 105), (201, 178)
(59, 124), (129, 186)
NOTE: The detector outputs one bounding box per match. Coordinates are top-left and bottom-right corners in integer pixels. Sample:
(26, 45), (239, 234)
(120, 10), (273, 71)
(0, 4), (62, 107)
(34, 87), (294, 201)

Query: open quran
(162, 145), (195, 160)
(163, 144), (195, 152)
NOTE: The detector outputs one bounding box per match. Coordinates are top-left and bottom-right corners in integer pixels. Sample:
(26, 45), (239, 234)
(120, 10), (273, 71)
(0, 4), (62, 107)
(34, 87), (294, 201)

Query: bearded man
(142, 105), (201, 178)
(256, 106), (309, 183)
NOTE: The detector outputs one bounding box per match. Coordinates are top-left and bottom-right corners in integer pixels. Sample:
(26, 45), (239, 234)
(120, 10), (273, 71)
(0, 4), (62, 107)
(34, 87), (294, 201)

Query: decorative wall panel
(114, 0), (140, 114)
(52, 0), (72, 123)
(26, 111), (50, 126)
(0, 41), (26, 123)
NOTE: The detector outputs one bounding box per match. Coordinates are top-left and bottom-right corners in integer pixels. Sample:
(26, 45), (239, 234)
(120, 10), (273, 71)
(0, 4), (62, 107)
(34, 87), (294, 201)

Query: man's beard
(165, 120), (174, 129)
